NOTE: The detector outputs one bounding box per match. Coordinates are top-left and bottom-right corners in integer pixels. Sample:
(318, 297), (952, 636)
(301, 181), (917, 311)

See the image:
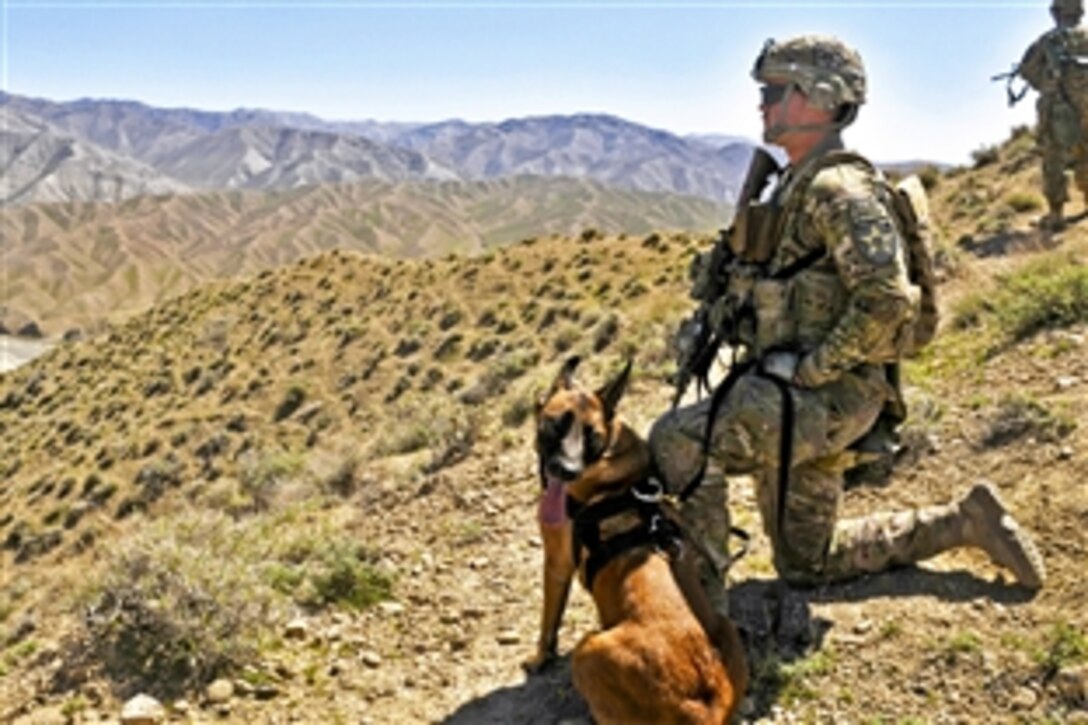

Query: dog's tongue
(538, 478), (567, 526)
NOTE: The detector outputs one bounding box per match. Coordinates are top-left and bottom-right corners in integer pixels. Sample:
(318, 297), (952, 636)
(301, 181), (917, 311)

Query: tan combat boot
(959, 482), (1046, 589)
(1041, 205), (1066, 231)
(816, 482), (1046, 588)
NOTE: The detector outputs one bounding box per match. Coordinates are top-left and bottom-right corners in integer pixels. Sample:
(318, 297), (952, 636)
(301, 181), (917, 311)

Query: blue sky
(1, 1), (1049, 163)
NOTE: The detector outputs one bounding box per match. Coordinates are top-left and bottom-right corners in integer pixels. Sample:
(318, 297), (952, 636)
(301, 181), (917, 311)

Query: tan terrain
(0, 128), (1085, 723)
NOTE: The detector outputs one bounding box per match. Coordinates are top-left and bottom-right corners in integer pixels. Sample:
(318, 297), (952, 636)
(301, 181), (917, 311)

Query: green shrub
(308, 544), (394, 610)
(66, 513), (274, 700)
(1004, 191), (1043, 213)
(971, 145), (1000, 168)
(1036, 621), (1088, 675)
(239, 450), (305, 512)
(952, 252), (1088, 346)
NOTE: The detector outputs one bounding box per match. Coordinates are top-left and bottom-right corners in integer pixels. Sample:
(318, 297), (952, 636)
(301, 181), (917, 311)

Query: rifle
(992, 63), (1029, 107)
(670, 148), (781, 406)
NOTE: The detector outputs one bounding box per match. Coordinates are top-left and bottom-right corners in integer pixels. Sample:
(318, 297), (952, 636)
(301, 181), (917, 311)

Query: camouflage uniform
(651, 36), (1046, 594)
(1019, 0), (1088, 225)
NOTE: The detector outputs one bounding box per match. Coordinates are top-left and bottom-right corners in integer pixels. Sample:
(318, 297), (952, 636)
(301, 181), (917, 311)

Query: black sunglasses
(760, 83), (791, 107)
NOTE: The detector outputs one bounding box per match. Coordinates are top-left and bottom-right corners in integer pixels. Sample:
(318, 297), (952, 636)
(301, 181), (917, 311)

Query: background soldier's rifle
(992, 63), (1029, 107)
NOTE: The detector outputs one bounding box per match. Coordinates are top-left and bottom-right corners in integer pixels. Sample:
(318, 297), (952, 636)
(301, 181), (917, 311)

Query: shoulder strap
(774, 150), (878, 248)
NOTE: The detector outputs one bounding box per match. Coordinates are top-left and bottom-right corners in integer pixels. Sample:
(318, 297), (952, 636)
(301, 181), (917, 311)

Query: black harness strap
(770, 247), (825, 280)
(757, 371), (797, 537)
(569, 481), (683, 592)
(677, 359), (755, 503)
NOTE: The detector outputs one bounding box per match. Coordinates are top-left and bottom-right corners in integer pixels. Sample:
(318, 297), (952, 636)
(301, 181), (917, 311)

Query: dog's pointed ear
(596, 358), (632, 421)
(540, 355), (581, 408)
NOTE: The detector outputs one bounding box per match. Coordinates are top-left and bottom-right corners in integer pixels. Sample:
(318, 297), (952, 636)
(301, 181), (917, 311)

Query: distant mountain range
(0, 176), (728, 335)
(0, 92), (755, 206)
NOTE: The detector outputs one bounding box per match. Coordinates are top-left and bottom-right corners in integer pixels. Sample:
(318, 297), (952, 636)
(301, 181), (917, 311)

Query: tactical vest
(729, 151), (938, 361)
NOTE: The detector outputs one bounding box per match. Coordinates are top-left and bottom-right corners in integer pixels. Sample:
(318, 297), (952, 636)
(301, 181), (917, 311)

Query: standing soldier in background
(650, 36), (1046, 619)
(1020, 0), (1088, 230)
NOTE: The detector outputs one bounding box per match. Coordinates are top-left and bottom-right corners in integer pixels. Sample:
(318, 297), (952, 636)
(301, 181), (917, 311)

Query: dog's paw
(521, 650), (555, 674)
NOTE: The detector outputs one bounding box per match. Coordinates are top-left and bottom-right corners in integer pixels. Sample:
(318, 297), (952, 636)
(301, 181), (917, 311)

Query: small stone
(496, 630), (521, 645)
(854, 619), (873, 634)
(361, 651), (383, 668)
(1056, 663), (1088, 707)
(172, 700), (190, 715)
(440, 612), (461, 625)
(1058, 446), (1075, 461)
(284, 617), (309, 640)
(206, 678), (234, 704)
(254, 684), (280, 701)
(1056, 376), (1079, 391)
(121, 693), (165, 724)
(378, 601), (405, 616)
(462, 606), (486, 620)
(1010, 686), (1038, 710)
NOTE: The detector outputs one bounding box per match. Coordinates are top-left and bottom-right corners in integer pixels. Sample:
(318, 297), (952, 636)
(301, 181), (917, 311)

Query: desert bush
(1004, 191), (1043, 213)
(552, 322), (581, 354)
(491, 348), (540, 382)
(592, 313), (621, 352)
(238, 449), (306, 512)
(954, 252), (1088, 347)
(306, 542), (394, 610)
(501, 394), (535, 428)
(1035, 621), (1087, 675)
(66, 512), (274, 700)
(917, 164), (942, 191)
(971, 144), (1000, 168)
(312, 450), (361, 498)
(980, 394), (1076, 448)
(272, 384), (306, 422)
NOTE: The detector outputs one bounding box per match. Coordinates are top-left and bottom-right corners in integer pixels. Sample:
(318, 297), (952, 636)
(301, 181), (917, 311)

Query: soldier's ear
(595, 358), (632, 422)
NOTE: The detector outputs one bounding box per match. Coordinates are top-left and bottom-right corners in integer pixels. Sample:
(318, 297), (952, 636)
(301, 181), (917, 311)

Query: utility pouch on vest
(739, 202), (779, 263)
(791, 270), (844, 351)
(730, 147), (782, 260)
(753, 278), (793, 353)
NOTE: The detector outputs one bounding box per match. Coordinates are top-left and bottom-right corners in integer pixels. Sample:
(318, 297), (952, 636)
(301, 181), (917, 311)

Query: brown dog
(524, 356), (748, 724)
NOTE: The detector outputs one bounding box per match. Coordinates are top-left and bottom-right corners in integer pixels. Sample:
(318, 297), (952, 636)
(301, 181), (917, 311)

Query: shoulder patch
(849, 197), (899, 266)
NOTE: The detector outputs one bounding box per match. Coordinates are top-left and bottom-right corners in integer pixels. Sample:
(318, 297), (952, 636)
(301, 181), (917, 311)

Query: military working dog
(524, 356), (747, 724)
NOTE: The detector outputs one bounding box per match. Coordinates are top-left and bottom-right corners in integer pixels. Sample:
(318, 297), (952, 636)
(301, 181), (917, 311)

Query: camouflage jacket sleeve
(793, 162), (915, 387)
(1020, 34), (1049, 91)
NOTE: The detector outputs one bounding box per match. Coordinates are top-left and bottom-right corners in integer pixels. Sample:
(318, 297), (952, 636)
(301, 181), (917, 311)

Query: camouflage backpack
(888, 172), (940, 355)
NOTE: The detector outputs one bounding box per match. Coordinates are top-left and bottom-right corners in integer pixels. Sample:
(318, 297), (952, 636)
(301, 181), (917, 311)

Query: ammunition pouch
(730, 200), (779, 264)
(753, 279), (793, 353)
(791, 270), (845, 352)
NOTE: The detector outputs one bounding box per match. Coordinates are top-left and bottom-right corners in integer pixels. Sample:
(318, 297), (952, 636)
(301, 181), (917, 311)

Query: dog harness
(566, 477), (684, 592)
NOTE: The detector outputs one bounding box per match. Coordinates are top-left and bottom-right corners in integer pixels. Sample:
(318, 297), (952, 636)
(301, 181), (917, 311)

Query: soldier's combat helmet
(1052, 0), (1084, 23)
(752, 35), (867, 110)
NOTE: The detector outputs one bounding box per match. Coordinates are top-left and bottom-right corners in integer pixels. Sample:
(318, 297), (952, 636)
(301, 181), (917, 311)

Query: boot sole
(964, 484), (1046, 589)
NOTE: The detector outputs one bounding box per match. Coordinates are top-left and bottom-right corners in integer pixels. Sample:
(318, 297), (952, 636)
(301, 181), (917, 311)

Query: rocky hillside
(0, 129), (1085, 723)
(0, 107), (190, 206)
(0, 177), (727, 337)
